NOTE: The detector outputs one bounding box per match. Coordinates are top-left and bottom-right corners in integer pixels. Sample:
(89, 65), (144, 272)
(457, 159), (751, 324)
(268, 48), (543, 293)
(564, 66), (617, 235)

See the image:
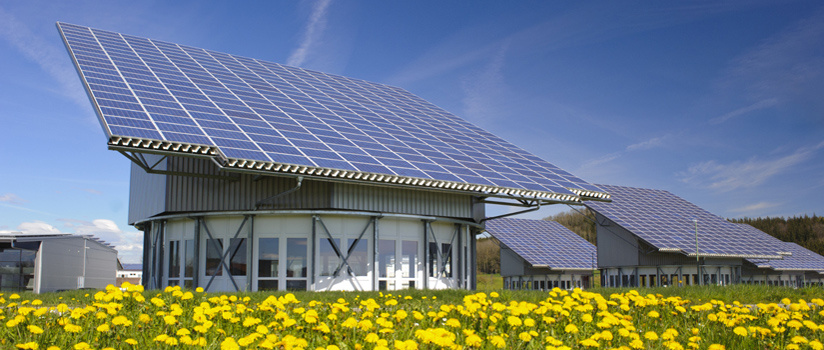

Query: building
(585, 184), (786, 287)
(485, 218), (595, 290)
(0, 233), (117, 293)
(116, 262), (143, 287)
(738, 224), (824, 287)
(58, 23), (610, 292)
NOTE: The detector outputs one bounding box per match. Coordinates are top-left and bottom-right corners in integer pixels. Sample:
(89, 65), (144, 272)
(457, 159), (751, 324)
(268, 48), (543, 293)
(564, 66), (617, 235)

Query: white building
(0, 233), (117, 293)
(58, 23), (610, 292)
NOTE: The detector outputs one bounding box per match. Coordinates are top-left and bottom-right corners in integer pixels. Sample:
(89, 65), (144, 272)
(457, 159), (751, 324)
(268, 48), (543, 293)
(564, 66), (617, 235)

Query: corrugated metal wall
(128, 159), (167, 225)
(129, 156), (476, 223)
(331, 182), (473, 218)
(596, 214), (641, 267)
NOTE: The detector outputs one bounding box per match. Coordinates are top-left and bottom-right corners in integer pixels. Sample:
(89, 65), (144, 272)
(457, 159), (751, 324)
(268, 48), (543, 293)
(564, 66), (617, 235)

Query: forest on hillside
(729, 215), (824, 256)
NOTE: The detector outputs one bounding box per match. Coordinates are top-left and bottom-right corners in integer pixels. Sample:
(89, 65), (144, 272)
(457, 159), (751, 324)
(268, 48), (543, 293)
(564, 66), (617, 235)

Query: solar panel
(57, 22), (609, 203)
(585, 184), (784, 259)
(485, 218), (596, 270)
(737, 224), (824, 272)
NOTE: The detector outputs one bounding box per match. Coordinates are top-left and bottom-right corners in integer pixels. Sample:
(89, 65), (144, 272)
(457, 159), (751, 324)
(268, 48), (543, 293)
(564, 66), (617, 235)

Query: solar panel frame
(485, 218), (596, 270)
(58, 22), (609, 202)
(585, 184), (784, 259)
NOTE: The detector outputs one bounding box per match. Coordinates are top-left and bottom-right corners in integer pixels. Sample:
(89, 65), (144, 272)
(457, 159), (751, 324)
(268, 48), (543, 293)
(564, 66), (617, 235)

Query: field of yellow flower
(2, 283), (823, 350)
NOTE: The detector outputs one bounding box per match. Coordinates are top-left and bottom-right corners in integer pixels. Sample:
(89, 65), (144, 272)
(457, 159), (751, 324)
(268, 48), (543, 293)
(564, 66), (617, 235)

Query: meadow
(2, 283), (823, 350)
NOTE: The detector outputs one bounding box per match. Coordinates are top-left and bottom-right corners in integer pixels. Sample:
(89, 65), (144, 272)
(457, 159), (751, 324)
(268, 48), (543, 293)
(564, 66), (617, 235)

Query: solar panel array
(485, 218), (596, 270)
(585, 184), (784, 259)
(57, 22), (608, 202)
(737, 224), (824, 272)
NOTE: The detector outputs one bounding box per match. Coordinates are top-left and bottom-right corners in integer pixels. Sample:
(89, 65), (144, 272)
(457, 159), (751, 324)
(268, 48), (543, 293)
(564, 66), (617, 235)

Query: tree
(476, 236), (500, 274)
(544, 208), (596, 245)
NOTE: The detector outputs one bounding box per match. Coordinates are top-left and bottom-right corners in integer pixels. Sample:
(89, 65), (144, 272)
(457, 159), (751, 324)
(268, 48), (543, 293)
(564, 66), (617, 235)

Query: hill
(729, 215), (824, 256)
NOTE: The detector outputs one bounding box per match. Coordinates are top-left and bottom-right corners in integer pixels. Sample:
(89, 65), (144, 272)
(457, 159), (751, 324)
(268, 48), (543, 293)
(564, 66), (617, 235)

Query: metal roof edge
(110, 137), (590, 203)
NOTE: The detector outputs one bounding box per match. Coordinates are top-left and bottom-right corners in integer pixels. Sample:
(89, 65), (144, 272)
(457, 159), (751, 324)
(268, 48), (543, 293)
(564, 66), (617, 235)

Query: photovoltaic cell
(737, 224), (824, 272)
(585, 184), (784, 259)
(485, 218), (596, 270)
(57, 22), (608, 202)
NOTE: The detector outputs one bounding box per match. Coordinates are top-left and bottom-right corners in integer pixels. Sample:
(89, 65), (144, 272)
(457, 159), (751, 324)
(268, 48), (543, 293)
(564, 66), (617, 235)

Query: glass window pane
(286, 238), (307, 278)
(168, 241), (180, 278)
(402, 241), (416, 278)
(441, 243), (452, 277)
(229, 238), (247, 276)
(168, 279), (180, 286)
(348, 239), (368, 276)
(286, 280), (306, 291)
(428, 242), (438, 277)
(184, 240), (194, 278)
(205, 239), (223, 276)
(258, 238), (279, 278)
(259, 279), (278, 291)
(319, 238), (340, 276)
(184, 280), (193, 289)
(0, 249), (20, 262)
(379, 240), (395, 278)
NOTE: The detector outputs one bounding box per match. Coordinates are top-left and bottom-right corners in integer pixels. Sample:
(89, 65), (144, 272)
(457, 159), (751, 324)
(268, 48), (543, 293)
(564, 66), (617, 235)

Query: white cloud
(679, 142), (824, 191)
(1, 219), (143, 264)
(78, 188), (102, 195)
(0, 7), (91, 110)
(626, 135), (669, 151)
(286, 0), (333, 67)
(710, 98), (779, 124)
(0, 193), (26, 204)
(730, 201), (781, 214)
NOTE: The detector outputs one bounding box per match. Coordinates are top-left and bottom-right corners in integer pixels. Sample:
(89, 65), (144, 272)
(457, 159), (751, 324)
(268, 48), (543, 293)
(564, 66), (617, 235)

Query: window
(168, 241), (180, 278)
(286, 238), (307, 278)
(184, 240), (194, 279)
(319, 238), (340, 276)
(258, 238), (279, 279)
(379, 240), (395, 278)
(205, 239), (223, 276)
(347, 239), (368, 276)
(228, 238), (246, 276)
(401, 241), (416, 278)
(441, 243), (452, 277)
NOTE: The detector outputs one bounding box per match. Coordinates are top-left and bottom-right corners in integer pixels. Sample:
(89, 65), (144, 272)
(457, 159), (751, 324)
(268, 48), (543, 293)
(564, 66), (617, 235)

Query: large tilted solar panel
(485, 218), (596, 270)
(56, 22), (609, 202)
(584, 184), (783, 259)
(738, 224), (824, 272)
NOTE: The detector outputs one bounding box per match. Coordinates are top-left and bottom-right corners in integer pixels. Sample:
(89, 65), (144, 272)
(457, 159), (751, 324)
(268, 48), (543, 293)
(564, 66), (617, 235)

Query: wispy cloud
(286, 0), (333, 67)
(710, 98), (779, 124)
(0, 7), (90, 110)
(0, 193), (26, 204)
(679, 141), (824, 191)
(730, 201), (781, 214)
(580, 134), (671, 169)
(77, 188), (102, 195)
(460, 41), (510, 126)
(718, 7), (824, 106)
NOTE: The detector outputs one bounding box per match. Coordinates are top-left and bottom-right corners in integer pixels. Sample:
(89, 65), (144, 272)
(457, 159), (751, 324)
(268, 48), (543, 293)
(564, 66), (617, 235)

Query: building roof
(485, 218), (596, 270)
(0, 233), (117, 252)
(737, 224), (824, 273)
(585, 184), (785, 259)
(57, 22), (609, 203)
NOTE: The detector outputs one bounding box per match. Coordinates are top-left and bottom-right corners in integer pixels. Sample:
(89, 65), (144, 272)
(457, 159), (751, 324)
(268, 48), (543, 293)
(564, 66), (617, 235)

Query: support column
(422, 220), (429, 290)
(372, 216), (379, 291)
(142, 223), (151, 289)
(246, 215), (255, 292)
(193, 218), (201, 289)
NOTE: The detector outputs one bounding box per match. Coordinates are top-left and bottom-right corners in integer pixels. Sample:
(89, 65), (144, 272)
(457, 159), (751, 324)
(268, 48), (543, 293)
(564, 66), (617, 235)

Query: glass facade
(0, 248), (35, 292)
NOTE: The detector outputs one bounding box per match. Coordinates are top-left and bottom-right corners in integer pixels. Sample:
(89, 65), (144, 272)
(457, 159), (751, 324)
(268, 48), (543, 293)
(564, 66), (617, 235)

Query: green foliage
(729, 214), (824, 256)
(544, 208), (596, 245)
(475, 237), (500, 274)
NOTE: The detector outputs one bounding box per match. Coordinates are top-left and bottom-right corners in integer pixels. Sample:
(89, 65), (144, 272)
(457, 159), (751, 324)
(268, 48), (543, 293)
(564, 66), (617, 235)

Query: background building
(0, 233), (117, 293)
(485, 218), (595, 290)
(116, 261), (143, 287)
(58, 23), (609, 292)
(739, 224), (824, 287)
(586, 184), (786, 287)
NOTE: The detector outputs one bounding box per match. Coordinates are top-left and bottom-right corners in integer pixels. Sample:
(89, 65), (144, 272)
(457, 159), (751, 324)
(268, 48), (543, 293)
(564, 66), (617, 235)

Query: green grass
(15, 281), (822, 307)
(476, 272), (502, 290)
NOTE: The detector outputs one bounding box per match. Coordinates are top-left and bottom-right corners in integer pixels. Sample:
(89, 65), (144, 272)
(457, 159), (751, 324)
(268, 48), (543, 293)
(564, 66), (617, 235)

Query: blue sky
(1, 1), (822, 263)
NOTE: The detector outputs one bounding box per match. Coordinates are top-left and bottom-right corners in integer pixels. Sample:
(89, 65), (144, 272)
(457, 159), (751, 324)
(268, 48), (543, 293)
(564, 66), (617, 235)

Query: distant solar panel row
(737, 224), (824, 272)
(57, 22), (608, 202)
(585, 184), (784, 259)
(485, 218), (596, 270)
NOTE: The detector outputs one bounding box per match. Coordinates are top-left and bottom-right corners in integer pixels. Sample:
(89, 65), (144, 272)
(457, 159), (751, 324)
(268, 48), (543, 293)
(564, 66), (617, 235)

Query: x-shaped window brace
(315, 216), (375, 277)
(200, 215), (251, 292)
(425, 221), (459, 278)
